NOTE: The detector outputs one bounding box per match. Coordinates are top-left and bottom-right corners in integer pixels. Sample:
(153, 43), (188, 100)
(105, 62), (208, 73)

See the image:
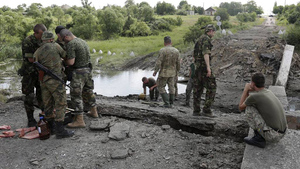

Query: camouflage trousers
(174, 75), (178, 97)
(41, 79), (67, 122)
(185, 77), (194, 104)
(70, 68), (96, 114)
(21, 72), (44, 116)
(245, 106), (286, 143)
(193, 68), (216, 113)
(157, 76), (175, 94)
(149, 87), (159, 100)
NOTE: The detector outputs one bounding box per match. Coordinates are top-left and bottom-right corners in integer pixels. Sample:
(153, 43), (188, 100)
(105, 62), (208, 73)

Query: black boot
(55, 121), (75, 139)
(27, 112), (37, 127)
(46, 118), (56, 135)
(244, 130), (266, 148)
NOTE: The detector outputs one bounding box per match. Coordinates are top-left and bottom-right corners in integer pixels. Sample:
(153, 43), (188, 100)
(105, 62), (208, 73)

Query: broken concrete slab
(241, 129), (300, 169)
(275, 45), (294, 87)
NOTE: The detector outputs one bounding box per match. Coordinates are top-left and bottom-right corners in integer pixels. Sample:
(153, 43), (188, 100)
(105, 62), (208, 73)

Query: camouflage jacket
(193, 34), (213, 69)
(21, 34), (42, 75)
(154, 45), (180, 77)
(66, 38), (91, 69)
(34, 41), (66, 82)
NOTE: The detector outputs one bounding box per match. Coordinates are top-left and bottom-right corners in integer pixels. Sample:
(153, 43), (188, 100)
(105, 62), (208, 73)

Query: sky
(1, 0), (299, 15)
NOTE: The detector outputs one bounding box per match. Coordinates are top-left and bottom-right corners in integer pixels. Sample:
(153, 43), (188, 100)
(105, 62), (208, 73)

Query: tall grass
(88, 15), (200, 65)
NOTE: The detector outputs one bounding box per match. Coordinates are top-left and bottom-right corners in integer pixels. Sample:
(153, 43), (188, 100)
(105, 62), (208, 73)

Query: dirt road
(1, 17), (299, 169)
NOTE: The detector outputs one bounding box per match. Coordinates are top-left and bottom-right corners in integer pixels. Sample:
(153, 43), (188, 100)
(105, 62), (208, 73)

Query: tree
(81, 0), (92, 8)
(244, 0), (263, 14)
(125, 0), (135, 8)
(98, 7), (125, 39)
(26, 3), (43, 18)
(138, 6), (154, 22)
(155, 2), (176, 15)
(193, 6), (204, 15)
(214, 8), (229, 21)
(219, 2), (243, 16)
(178, 0), (188, 9)
(183, 16), (212, 44)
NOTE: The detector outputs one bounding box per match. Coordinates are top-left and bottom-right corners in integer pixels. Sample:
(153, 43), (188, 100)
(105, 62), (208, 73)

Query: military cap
(55, 25), (65, 34)
(164, 36), (171, 43)
(41, 31), (55, 40)
(205, 24), (216, 32)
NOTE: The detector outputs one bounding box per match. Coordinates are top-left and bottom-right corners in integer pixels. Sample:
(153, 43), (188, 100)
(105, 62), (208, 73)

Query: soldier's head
(41, 31), (55, 42)
(142, 77), (148, 83)
(164, 36), (172, 46)
(33, 24), (47, 40)
(251, 73), (265, 89)
(59, 29), (75, 43)
(204, 24), (216, 37)
(55, 25), (65, 41)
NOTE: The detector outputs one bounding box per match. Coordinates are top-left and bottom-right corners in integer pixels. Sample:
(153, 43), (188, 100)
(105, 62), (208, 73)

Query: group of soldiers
(19, 24), (99, 139)
(19, 23), (287, 147)
(145, 24), (287, 148)
(144, 25), (216, 118)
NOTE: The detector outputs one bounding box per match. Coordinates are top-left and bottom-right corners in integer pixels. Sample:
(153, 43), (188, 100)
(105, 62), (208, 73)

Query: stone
(107, 51), (111, 55)
(92, 49), (96, 53)
(89, 119), (111, 130)
(99, 50), (103, 54)
(161, 125), (171, 130)
(108, 122), (130, 141)
(130, 51), (135, 57)
(110, 149), (129, 159)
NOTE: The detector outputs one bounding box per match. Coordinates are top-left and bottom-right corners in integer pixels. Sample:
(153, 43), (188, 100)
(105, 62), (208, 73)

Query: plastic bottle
(37, 116), (50, 140)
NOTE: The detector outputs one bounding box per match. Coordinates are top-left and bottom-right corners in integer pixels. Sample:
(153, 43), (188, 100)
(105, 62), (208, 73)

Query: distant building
(205, 7), (216, 16)
(186, 10), (195, 15)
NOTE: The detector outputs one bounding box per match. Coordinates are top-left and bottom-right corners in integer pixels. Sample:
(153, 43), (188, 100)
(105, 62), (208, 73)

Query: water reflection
(0, 59), (186, 97)
(92, 69), (186, 97)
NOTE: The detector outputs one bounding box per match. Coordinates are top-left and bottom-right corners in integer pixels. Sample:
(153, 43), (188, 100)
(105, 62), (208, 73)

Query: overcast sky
(1, 0), (299, 14)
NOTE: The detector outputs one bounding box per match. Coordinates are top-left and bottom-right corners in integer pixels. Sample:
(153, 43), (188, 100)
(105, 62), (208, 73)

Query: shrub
(286, 25), (300, 50)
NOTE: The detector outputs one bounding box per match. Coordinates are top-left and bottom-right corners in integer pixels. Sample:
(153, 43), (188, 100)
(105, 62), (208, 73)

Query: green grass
(88, 15), (200, 66)
(89, 15), (265, 67)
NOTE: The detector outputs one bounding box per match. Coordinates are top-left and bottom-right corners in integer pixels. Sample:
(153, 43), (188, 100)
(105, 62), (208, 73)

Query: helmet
(205, 24), (216, 32)
(138, 93), (146, 100)
(41, 31), (55, 40)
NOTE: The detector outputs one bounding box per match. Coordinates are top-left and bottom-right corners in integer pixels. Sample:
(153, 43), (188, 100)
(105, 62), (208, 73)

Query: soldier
(55, 25), (66, 49)
(184, 57), (195, 107)
(60, 29), (99, 128)
(153, 36), (180, 108)
(193, 24), (217, 117)
(142, 77), (159, 101)
(34, 31), (74, 139)
(239, 73), (287, 148)
(19, 24), (46, 127)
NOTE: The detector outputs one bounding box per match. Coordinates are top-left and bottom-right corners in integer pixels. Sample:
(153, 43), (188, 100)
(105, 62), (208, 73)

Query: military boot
(169, 94), (175, 107)
(202, 108), (215, 118)
(26, 112), (37, 127)
(45, 118), (56, 135)
(86, 106), (100, 118)
(67, 114), (86, 128)
(244, 130), (266, 148)
(160, 93), (171, 108)
(55, 121), (74, 139)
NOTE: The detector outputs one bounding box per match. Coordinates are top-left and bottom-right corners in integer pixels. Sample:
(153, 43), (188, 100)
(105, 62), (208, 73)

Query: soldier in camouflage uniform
(239, 73), (287, 148)
(34, 31), (74, 139)
(153, 36), (180, 108)
(193, 24), (217, 117)
(60, 29), (99, 128)
(19, 24), (46, 127)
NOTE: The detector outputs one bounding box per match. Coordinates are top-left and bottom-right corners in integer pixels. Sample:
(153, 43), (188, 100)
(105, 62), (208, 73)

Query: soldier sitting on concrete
(239, 72), (287, 148)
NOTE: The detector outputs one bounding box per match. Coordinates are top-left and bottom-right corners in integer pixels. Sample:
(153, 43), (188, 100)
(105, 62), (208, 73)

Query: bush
(236, 12), (256, 22)
(286, 25), (300, 49)
(214, 8), (229, 21)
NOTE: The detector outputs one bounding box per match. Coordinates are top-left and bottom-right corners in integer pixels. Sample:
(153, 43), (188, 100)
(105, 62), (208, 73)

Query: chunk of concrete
(275, 45), (294, 87)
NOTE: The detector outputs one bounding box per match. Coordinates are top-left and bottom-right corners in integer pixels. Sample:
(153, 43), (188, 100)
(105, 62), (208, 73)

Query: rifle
(33, 61), (71, 89)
